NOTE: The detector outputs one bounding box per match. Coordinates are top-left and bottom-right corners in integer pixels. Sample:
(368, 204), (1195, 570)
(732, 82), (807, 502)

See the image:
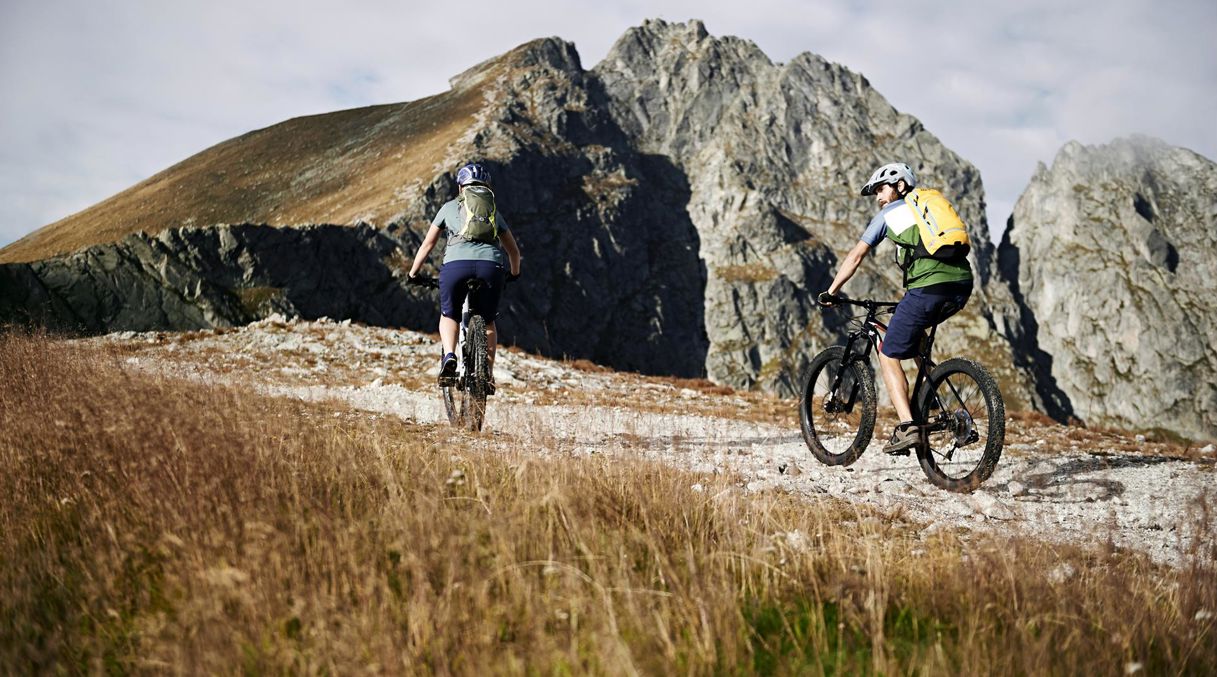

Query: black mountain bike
(409, 275), (494, 432)
(798, 295), (1005, 492)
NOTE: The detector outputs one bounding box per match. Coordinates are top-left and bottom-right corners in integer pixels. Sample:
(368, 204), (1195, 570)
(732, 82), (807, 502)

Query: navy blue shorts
(438, 260), (506, 320)
(881, 281), (972, 359)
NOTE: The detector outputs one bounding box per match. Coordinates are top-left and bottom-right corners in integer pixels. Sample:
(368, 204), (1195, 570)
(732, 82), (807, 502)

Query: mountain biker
(819, 162), (973, 454)
(407, 162), (522, 389)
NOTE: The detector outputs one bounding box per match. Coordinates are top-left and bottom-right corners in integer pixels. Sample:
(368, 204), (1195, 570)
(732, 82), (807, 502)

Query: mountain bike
(408, 275), (495, 432)
(798, 295), (1005, 492)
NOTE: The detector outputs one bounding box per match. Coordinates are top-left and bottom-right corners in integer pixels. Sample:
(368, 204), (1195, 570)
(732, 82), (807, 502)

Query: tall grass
(1, 331), (1214, 673)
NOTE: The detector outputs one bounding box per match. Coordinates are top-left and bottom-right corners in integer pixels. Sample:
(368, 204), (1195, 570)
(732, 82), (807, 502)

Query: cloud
(1, 0), (1214, 248)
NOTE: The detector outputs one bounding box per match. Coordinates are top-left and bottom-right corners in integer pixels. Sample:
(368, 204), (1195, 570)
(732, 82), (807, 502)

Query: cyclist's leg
(439, 317), (459, 355)
(882, 289), (941, 420)
(878, 353), (914, 422)
(485, 321), (498, 365)
(438, 261), (477, 355)
(883, 284), (973, 416)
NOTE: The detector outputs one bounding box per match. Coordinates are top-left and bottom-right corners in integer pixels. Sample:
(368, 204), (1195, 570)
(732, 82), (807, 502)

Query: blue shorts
(438, 260), (506, 320)
(881, 281), (972, 359)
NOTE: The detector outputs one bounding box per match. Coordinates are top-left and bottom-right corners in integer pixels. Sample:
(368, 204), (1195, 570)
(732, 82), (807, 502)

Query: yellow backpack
(903, 188), (970, 261)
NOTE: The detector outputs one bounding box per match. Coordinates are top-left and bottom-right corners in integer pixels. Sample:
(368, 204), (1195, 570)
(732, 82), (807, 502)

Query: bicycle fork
(824, 335), (869, 414)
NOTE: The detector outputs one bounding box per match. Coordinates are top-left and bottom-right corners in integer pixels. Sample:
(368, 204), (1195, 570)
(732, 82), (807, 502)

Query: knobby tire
(463, 314), (490, 432)
(441, 383), (460, 426)
(913, 357), (1005, 492)
(799, 346), (877, 466)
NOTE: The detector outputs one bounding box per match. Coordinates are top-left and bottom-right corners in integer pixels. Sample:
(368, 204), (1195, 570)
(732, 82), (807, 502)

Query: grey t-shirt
(431, 198), (512, 265)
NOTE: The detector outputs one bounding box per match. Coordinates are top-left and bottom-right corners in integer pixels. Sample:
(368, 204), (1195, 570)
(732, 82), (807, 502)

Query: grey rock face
(387, 37), (711, 377)
(996, 136), (1217, 438)
(592, 19), (1016, 395)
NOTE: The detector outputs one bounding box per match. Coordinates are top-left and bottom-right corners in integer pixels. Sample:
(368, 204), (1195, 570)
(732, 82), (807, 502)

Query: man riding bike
(407, 162), (522, 390)
(819, 163), (973, 454)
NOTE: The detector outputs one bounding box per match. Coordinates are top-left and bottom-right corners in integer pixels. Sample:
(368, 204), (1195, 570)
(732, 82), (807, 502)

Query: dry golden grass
(1, 331), (1214, 674)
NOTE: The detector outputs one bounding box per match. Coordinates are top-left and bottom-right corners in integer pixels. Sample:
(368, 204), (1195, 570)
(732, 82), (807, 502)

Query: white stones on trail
(967, 492), (1018, 521)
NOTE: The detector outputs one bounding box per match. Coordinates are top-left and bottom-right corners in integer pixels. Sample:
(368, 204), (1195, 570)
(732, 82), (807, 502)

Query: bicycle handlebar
(818, 293), (899, 311)
(406, 274), (439, 289)
(406, 272), (519, 290)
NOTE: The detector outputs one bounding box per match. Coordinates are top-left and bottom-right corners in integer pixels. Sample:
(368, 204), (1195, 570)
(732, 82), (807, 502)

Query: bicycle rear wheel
(914, 358), (1005, 492)
(462, 314), (490, 432)
(799, 346), (877, 466)
(441, 382), (460, 426)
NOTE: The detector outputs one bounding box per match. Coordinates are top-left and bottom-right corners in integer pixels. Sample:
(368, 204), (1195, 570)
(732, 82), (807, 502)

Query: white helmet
(861, 163), (916, 196)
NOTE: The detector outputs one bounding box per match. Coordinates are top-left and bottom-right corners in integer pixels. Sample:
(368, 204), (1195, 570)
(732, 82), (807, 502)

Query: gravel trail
(96, 317), (1217, 567)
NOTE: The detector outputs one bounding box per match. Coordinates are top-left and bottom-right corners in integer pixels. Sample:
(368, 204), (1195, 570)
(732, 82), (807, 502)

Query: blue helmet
(456, 163), (491, 187)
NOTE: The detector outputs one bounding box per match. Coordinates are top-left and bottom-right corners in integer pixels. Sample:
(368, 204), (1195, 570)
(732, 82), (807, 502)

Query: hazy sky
(1, 0), (1214, 249)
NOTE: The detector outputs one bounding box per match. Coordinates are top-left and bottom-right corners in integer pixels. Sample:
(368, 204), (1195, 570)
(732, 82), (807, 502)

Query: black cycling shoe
(882, 422), (921, 456)
(440, 352), (457, 378)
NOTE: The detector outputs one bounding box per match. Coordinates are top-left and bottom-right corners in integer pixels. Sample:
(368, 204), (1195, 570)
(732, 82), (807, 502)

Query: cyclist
(407, 162), (522, 389)
(819, 162), (973, 454)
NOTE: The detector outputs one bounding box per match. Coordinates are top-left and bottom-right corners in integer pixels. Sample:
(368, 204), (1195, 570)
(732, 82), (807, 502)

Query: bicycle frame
(450, 279), (485, 390)
(825, 298), (949, 431)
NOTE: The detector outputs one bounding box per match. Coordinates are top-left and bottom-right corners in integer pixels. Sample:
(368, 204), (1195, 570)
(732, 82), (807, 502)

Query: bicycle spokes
(916, 358), (1005, 492)
(799, 347), (877, 467)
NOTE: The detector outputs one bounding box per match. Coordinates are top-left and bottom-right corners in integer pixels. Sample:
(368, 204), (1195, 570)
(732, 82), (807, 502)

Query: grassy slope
(0, 88), (481, 265)
(1, 331), (1214, 674)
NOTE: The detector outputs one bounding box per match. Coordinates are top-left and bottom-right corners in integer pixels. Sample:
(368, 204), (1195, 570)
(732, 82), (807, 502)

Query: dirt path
(97, 317), (1217, 567)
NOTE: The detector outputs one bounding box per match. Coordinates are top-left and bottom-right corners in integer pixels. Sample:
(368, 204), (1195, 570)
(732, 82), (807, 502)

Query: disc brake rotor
(952, 408), (979, 447)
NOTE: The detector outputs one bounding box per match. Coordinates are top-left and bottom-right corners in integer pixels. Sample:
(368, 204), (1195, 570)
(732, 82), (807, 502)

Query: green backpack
(458, 185), (498, 244)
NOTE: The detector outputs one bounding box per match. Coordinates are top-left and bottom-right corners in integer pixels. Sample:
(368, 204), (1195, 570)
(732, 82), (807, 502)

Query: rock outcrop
(996, 136), (1217, 439)
(0, 224), (435, 333)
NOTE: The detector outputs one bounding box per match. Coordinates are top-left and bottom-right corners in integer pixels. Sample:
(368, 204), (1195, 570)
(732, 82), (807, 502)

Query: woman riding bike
(407, 162), (522, 389)
(820, 162), (973, 454)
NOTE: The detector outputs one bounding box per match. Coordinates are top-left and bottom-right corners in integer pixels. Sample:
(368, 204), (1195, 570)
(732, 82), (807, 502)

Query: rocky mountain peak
(449, 37), (584, 92)
(592, 20), (1011, 395)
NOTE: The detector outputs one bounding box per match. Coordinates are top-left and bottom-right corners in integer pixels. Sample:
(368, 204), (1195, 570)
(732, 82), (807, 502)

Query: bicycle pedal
(438, 375), (458, 387)
(883, 447), (912, 457)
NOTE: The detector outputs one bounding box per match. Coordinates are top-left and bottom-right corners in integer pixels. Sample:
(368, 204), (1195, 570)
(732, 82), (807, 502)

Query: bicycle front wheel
(799, 346), (877, 466)
(914, 358), (1005, 492)
(462, 314), (490, 432)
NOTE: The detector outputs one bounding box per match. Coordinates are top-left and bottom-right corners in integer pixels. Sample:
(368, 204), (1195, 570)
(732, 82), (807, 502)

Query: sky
(1, 0), (1214, 249)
